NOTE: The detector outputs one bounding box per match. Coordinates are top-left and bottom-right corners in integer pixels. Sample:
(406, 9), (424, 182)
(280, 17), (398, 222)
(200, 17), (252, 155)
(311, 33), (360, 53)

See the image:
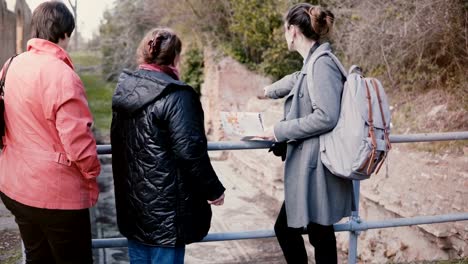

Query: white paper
(220, 111), (264, 137)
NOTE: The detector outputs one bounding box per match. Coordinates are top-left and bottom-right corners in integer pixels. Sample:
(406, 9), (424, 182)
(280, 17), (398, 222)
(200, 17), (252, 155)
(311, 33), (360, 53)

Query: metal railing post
(348, 180), (361, 264)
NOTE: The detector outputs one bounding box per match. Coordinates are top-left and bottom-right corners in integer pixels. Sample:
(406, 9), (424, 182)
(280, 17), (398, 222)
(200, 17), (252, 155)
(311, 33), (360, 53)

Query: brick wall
(0, 0), (31, 65)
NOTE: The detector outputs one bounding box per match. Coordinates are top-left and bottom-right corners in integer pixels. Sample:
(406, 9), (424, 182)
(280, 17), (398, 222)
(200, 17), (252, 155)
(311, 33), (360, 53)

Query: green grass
(0, 230), (22, 264)
(1, 249), (22, 264)
(70, 51), (114, 139)
(436, 260), (468, 264)
(70, 51), (101, 67)
(80, 74), (115, 137)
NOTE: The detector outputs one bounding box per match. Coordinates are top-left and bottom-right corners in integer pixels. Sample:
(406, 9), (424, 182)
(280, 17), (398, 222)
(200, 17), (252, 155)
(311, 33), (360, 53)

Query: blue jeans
(127, 239), (185, 264)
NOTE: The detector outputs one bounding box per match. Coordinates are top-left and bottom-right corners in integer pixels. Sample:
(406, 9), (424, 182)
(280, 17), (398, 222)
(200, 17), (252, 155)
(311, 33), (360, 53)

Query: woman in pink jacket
(0, 2), (100, 263)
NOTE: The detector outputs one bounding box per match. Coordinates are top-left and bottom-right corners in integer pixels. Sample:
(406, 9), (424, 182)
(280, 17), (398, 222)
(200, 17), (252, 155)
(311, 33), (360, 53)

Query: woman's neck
(296, 38), (316, 60)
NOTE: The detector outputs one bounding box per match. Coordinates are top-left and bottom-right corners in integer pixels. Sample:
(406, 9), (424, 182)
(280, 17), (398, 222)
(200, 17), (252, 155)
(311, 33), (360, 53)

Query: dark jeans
(0, 192), (93, 264)
(274, 202), (337, 264)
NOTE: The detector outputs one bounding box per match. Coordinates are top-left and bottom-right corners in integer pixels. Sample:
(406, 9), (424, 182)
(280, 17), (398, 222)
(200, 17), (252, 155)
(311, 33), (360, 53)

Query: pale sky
(5, 0), (115, 40)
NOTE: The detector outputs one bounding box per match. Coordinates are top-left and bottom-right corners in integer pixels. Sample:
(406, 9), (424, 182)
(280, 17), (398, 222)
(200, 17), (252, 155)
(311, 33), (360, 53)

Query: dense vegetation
(96, 0), (466, 92)
(96, 0), (320, 87)
(90, 0), (467, 143)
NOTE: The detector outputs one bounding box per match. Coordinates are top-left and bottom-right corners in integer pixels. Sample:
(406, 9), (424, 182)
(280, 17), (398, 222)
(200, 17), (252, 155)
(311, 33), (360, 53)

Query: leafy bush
(223, 0), (319, 79)
(97, 0), (467, 101)
(260, 27), (303, 80)
(96, 0), (320, 81)
(226, 0), (283, 65)
(180, 46), (204, 94)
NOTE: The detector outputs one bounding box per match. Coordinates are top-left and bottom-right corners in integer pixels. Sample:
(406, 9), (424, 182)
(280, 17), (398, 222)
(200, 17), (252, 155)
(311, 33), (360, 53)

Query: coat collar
(27, 38), (74, 70)
(303, 42), (320, 65)
(301, 42), (332, 73)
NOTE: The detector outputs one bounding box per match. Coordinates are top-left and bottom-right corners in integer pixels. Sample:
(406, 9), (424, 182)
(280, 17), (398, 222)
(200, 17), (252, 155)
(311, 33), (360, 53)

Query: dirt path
(0, 199), (22, 264)
(185, 161), (287, 264)
(93, 160), (290, 264)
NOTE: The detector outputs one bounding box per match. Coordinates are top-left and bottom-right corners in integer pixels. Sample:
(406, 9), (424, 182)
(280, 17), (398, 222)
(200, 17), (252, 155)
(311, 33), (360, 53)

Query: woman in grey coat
(258, 3), (353, 264)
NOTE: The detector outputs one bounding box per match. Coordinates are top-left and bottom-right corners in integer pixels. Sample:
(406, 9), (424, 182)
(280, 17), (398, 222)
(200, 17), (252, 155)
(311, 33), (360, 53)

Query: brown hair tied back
(285, 3), (334, 41)
(137, 28), (182, 66)
(308, 6), (334, 37)
(148, 33), (165, 58)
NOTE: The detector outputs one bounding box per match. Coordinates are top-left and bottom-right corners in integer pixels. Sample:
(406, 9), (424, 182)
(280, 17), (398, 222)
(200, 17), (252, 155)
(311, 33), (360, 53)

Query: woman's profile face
(284, 23), (294, 51)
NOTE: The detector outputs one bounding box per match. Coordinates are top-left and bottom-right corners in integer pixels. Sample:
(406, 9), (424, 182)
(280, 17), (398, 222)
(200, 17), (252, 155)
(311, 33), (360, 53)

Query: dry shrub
(331, 0), (467, 97)
(328, 0), (467, 153)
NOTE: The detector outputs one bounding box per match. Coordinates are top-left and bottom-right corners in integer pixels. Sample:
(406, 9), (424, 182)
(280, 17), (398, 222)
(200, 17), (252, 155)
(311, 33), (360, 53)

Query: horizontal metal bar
(93, 237), (127, 248)
(345, 212), (468, 232)
(92, 212), (468, 248)
(97, 145), (111, 155)
(96, 140), (273, 154)
(92, 230), (277, 248)
(207, 140), (274, 151)
(389, 131), (468, 143)
(202, 230), (276, 242)
(96, 131), (468, 155)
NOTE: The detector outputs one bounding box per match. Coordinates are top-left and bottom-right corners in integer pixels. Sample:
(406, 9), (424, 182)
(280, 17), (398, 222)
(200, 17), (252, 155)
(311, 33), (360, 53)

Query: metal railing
(93, 131), (468, 263)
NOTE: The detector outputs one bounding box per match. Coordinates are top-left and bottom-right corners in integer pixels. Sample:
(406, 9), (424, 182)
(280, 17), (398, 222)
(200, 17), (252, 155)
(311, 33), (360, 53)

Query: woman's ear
(291, 25), (297, 39)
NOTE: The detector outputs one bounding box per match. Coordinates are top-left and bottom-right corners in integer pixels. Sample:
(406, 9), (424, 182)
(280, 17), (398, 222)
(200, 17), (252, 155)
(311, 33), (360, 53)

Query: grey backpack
(307, 51), (392, 180)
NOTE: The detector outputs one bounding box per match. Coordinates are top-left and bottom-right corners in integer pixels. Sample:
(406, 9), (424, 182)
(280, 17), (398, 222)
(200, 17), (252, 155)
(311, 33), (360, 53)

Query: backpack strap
(323, 52), (348, 77)
(370, 78), (391, 148)
(363, 80), (378, 175)
(307, 51), (348, 77)
(0, 55), (18, 96)
(370, 78), (392, 174)
(348, 65), (362, 75)
(306, 51), (347, 110)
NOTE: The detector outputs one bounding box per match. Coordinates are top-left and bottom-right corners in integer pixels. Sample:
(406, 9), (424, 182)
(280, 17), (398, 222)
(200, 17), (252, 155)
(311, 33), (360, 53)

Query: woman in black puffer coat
(111, 28), (225, 264)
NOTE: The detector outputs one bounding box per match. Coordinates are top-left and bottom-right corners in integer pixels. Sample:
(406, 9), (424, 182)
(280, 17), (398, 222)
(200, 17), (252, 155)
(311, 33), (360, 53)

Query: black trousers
(0, 192), (93, 264)
(274, 202), (337, 264)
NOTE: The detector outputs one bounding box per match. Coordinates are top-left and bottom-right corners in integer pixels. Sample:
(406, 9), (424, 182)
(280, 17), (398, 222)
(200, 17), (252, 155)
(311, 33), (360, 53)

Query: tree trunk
(67, 0), (78, 50)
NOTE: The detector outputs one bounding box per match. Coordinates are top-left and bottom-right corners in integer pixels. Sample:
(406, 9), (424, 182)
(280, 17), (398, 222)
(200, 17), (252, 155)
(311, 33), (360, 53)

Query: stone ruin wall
(0, 0), (31, 65)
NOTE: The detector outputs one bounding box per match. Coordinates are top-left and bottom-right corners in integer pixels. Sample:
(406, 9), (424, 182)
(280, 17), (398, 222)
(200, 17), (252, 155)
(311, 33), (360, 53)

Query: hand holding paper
(220, 112), (265, 139)
(253, 127), (276, 141)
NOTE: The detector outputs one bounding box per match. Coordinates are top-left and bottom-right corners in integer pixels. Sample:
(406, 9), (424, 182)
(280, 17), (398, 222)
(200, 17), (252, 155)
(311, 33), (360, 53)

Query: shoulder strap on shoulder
(322, 52), (348, 77)
(306, 51), (347, 107)
(0, 55), (18, 96)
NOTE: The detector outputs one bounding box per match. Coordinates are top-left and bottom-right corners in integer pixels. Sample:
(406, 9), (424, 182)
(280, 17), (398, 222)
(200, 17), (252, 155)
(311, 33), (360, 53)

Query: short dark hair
(30, 1), (75, 43)
(137, 28), (182, 66)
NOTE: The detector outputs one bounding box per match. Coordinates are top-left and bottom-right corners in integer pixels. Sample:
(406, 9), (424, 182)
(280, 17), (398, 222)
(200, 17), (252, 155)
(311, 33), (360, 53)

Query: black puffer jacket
(111, 69), (225, 246)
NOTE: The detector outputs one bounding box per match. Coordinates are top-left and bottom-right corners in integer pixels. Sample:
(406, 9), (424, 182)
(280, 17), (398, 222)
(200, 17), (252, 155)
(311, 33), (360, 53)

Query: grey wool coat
(266, 43), (353, 227)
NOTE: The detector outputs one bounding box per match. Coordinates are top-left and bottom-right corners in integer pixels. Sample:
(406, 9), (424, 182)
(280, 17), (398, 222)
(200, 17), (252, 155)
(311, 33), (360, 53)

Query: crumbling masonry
(0, 0), (31, 65)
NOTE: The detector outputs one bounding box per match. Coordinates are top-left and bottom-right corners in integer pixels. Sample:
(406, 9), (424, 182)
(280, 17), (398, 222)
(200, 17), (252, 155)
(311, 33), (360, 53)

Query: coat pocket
(299, 137), (319, 168)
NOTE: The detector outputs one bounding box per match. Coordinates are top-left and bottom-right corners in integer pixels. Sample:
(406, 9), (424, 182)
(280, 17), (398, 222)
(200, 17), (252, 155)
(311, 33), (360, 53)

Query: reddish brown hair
(136, 28), (182, 66)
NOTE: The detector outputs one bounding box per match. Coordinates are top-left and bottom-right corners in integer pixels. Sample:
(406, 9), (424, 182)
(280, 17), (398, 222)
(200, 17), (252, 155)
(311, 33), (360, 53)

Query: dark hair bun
(148, 34), (166, 57)
(308, 6), (334, 37)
